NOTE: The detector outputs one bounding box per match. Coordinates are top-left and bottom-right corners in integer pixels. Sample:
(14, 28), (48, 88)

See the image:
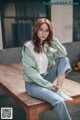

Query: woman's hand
(52, 85), (59, 92)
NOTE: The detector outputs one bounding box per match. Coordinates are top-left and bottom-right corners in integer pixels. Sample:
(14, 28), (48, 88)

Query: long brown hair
(32, 18), (54, 53)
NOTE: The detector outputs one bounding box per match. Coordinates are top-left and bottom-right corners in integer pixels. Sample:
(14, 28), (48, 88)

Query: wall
(51, 0), (73, 43)
(0, 47), (22, 64)
(0, 42), (80, 67)
(64, 42), (80, 66)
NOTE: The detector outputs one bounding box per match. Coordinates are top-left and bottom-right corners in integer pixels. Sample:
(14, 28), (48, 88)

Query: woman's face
(37, 23), (50, 44)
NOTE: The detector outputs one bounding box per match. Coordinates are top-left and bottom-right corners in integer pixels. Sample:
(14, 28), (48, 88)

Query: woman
(22, 18), (73, 120)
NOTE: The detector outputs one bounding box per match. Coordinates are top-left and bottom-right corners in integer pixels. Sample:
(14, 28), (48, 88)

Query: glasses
(38, 28), (50, 35)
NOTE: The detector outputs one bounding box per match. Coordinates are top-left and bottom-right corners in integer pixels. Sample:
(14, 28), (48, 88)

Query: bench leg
(26, 108), (39, 120)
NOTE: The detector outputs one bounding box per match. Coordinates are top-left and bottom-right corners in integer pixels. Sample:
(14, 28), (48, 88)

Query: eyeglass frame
(38, 28), (50, 35)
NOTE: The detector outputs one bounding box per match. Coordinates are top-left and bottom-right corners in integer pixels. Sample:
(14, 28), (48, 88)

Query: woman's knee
(55, 98), (65, 108)
(53, 96), (65, 107)
(60, 57), (69, 64)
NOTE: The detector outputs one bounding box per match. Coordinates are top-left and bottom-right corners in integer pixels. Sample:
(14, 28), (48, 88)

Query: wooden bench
(0, 63), (80, 120)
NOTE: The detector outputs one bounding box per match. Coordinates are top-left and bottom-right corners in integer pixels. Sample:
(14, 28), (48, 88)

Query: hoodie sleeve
(22, 46), (53, 90)
(51, 37), (67, 59)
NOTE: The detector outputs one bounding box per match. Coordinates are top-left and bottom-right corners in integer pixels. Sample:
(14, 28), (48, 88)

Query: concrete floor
(0, 70), (80, 120)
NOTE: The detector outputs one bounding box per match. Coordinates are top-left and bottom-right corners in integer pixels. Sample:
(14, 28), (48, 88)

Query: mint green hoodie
(22, 38), (67, 90)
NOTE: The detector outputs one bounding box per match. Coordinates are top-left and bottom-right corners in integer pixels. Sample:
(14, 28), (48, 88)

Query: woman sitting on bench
(22, 18), (73, 120)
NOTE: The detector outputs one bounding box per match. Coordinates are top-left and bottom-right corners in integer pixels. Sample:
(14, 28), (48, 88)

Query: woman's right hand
(52, 85), (59, 92)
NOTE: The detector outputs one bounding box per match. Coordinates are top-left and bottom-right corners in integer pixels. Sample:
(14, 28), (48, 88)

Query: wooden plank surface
(62, 78), (80, 97)
(0, 63), (47, 107)
(0, 63), (80, 108)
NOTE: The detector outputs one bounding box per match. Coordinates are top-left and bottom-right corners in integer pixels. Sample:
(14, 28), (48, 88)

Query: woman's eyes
(39, 29), (49, 32)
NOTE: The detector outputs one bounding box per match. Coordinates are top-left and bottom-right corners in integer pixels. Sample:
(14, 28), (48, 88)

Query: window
(73, 0), (80, 42)
(1, 0), (50, 48)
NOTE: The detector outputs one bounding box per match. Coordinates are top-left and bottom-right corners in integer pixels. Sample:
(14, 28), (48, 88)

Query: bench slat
(0, 64), (48, 107)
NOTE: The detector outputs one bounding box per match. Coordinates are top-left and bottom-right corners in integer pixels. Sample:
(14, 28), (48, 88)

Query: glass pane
(4, 2), (15, 17)
(4, 18), (33, 48)
(16, 1), (24, 17)
(25, 0), (47, 18)
(17, 20), (33, 46)
(4, 18), (16, 48)
(73, 5), (80, 42)
(73, 19), (80, 41)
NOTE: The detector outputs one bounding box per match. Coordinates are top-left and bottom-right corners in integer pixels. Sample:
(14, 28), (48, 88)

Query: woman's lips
(41, 36), (46, 39)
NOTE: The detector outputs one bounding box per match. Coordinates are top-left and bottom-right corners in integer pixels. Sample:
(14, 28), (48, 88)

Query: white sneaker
(56, 89), (73, 101)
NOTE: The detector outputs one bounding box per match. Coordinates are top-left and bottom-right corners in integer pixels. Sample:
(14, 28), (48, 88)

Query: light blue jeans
(25, 57), (72, 120)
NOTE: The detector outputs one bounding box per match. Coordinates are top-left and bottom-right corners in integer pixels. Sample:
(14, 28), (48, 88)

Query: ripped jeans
(25, 57), (72, 120)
